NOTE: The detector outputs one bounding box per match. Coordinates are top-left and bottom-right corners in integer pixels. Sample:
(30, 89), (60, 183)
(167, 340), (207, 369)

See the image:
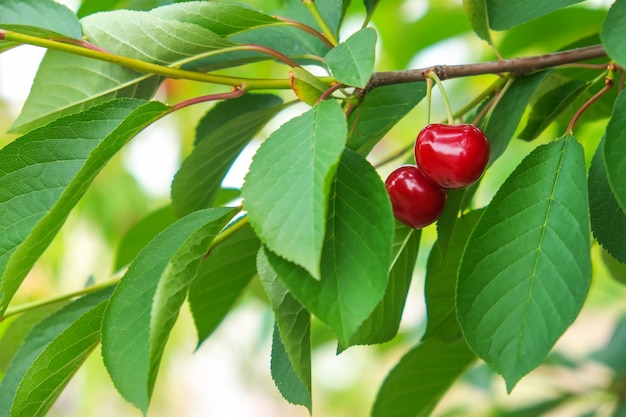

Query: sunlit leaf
(458, 135), (591, 390)
(324, 28), (377, 88)
(0, 0), (82, 41)
(171, 94), (284, 217)
(372, 337), (476, 417)
(242, 100), (347, 280)
(0, 99), (169, 315)
(189, 222), (260, 346)
(487, 0), (585, 30)
(259, 148), (394, 346)
(101, 207), (238, 413)
(0, 288), (113, 417)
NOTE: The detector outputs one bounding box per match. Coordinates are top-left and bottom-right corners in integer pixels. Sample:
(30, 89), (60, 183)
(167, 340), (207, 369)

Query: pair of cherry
(385, 123), (490, 229)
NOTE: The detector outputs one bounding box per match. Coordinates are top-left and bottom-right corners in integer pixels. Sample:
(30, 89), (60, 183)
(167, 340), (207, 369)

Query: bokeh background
(1, 0), (624, 416)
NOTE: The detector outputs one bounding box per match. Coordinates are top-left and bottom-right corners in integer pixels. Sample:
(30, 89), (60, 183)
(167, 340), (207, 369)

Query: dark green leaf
(114, 205), (177, 271)
(0, 0), (82, 41)
(487, 0), (585, 30)
(259, 148), (394, 346)
(348, 82), (426, 156)
(324, 28), (377, 89)
(242, 100), (347, 280)
(344, 223), (420, 348)
(171, 94), (284, 217)
(101, 208), (238, 413)
(0, 99), (169, 315)
(604, 90), (626, 214)
(602, 0), (626, 69)
(463, 0), (494, 45)
(589, 138), (626, 264)
(485, 71), (551, 164)
(0, 288), (113, 417)
(258, 251), (311, 410)
(425, 210), (483, 343)
(372, 337), (476, 417)
(363, 0), (381, 25)
(458, 135), (591, 391)
(519, 79), (589, 141)
(189, 222), (260, 346)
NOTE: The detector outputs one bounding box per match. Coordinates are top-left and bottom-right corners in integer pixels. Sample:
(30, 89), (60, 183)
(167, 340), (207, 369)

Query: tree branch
(368, 44), (608, 89)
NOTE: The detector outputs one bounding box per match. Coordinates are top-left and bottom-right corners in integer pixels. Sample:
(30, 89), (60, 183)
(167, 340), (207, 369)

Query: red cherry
(415, 123), (490, 189)
(385, 165), (447, 229)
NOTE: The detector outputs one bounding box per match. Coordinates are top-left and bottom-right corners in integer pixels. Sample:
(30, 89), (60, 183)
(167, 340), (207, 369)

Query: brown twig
(368, 44), (607, 89)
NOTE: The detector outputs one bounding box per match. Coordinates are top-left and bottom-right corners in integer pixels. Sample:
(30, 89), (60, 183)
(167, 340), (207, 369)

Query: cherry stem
(170, 87), (246, 112)
(473, 76), (514, 126)
(425, 77), (433, 124)
(317, 82), (344, 104)
(566, 75), (614, 135)
(426, 71), (454, 125)
(302, 0), (338, 46)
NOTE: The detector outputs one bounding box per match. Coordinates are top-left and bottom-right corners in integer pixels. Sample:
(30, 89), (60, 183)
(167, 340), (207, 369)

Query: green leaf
(258, 251), (311, 411)
(77, 0), (173, 18)
(0, 302), (67, 374)
(604, 90), (626, 214)
(485, 71), (551, 164)
(259, 148), (394, 346)
(242, 100), (347, 280)
(348, 82), (426, 156)
(602, 0), (626, 69)
(519, 79), (589, 141)
(486, 0), (585, 30)
(114, 205), (177, 271)
(189, 222), (260, 346)
(0, 0), (82, 40)
(589, 138), (626, 265)
(372, 337), (476, 417)
(11, 2), (279, 133)
(435, 185), (479, 256)
(363, 0), (381, 24)
(591, 314), (626, 375)
(289, 68), (332, 106)
(463, 0), (494, 45)
(424, 210), (483, 343)
(101, 207), (238, 413)
(457, 135), (591, 391)
(343, 223), (420, 348)
(323, 28), (377, 89)
(0, 99), (169, 315)
(171, 94), (284, 217)
(0, 288), (113, 417)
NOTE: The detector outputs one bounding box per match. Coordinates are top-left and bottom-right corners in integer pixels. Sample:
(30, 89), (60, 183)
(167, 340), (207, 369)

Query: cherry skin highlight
(415, 123), (490, 189)
(385, 165), (447, 229)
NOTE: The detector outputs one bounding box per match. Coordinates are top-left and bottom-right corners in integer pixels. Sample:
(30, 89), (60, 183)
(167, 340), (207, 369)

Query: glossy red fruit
(415, 123), (490, 189)
(385, 165), (447, 229)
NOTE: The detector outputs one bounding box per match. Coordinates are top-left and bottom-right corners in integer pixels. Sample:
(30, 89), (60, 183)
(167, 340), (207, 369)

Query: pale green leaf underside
(11, 2), (278, 133)
(242, 100), (347, 280)
(0, 0), (82, 40)
(457, 136), (591, 390)
(259, 149), (394, 346)
(0, 289), (112, 417)
(101, 207), (237, 413)
(487, 0), (584, 30)
(604, 90), (626, 214)
(602, 0), (626, 69)
(372, 338), (475, 417)
(323, 28), (377, 88)
(0, 99), (168, 315)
